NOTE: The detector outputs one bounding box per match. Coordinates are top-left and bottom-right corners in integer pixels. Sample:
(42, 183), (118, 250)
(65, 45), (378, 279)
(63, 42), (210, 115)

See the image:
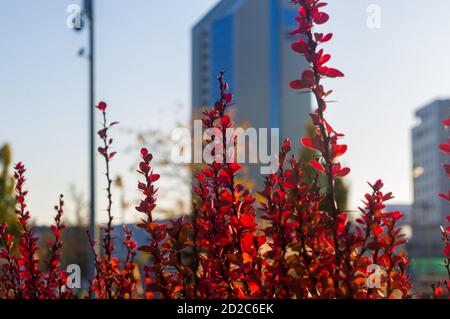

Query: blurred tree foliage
(0, 144), (18, 234)
(300, 123), (349, 212)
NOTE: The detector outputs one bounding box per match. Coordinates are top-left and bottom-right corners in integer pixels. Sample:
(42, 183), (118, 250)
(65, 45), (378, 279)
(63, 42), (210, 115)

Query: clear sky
(0, 0), (449, 225)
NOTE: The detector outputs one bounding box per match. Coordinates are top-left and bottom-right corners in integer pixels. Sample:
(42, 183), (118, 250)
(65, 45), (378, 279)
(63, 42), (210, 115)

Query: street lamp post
(84, 0), (96, 285)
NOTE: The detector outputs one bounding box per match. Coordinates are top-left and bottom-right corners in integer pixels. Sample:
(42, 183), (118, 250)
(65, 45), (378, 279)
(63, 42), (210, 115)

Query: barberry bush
(87, 101), (137, 299)
(0, 0), (447, 299)
(433, 117), (450, 299)
(0, 163), (71, 299)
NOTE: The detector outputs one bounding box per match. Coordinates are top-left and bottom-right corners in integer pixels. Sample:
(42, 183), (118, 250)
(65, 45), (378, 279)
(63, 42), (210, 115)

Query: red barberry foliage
(433, 117), (450, 298)
(136, 147), (193, 299)
(132, 0), (413, 297)
(4, 0), (450, 300)
(192, 72), (262, 298)
(0, 164), (71, 298)
(88, 102), (138, 299)
(43, 194), (71, 298)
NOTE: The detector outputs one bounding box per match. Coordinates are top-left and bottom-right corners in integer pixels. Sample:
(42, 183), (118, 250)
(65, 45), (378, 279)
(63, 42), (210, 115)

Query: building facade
(192, 0), (311, 186)
(410, 99), (450, 258)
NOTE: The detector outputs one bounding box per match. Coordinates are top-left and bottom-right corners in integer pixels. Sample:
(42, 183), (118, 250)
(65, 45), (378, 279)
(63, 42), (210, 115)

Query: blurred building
(410, 99), (450, 257)
(191, 0), (311, 187)
(409, 99), (450, 294)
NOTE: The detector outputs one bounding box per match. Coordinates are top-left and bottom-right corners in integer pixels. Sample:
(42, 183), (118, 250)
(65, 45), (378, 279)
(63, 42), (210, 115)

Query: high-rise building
(410, 99), (450, 258)
(191, 0), (311, 186)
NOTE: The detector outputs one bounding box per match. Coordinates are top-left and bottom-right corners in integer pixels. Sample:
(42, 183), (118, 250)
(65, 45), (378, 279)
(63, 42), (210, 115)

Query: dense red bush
(0, 164), (71, 298)
(433, 117), (450, 298)
(104, 0), (413, 299)
(136, 147), (194, 299)
(0, 0), (447, 299)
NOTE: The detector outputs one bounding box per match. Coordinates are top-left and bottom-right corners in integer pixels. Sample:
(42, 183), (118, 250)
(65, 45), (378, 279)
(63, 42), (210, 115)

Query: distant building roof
(193, 0), (245, 30)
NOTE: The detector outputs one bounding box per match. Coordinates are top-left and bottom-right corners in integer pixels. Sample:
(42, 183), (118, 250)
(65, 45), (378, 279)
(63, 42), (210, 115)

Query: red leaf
(51, 225), (61, 238)
(315, 32), (333, 42)
(322, 33), (333, 42)
(373, 226), (383, 237)
(301, 69), (315, 85)
(301, 137), (322, 152)
(316, 2), (329, 9)
(325, 68), (344, 78)
(439, 143), (450, 154)
(221, 115), (231, 128)
(434, 287), (444, 297)
(240, 233), (255, 255)
(255, 236), (266, 248)
(240, 213), (257, 229)
(97, 101), (107, 111)
(202, 167), (214, 178)
(197, 173), (206, 183)
(224, 93), (233, 104)
(299, 7), (307, 18)
(443, 117), (450, 126)
(290, 68), (316, 90)
(291, 39), (308, 54)
(391, 211), (402, 221)
(332, 163), (350, 177)
(18, 258), (26, 266)
(314, 12), (329, 25)
(318, 54), (331, 66)
(289, 79), (309, 90)
(97, 147), (106, 155)
(220, 190), (233, 203)
(336, 167), (350, 177)
(383, 192), (394, 201)
(331, 163), (341, 176)
(139, 162), (149, 174)
(97, 128), (107, 139)
(229, 162), (241, 174)
(439, 191), (450, 201)
(369, 179), (384, 191)
(282, 139), (291, 152)
(331, 144), (347, 158)
(309, 160), (325, 173)
(141, 148), (148, 157)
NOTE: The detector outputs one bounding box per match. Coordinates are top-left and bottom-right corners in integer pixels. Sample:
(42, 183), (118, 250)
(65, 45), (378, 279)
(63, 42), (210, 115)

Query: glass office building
(192, 0), (311, 186)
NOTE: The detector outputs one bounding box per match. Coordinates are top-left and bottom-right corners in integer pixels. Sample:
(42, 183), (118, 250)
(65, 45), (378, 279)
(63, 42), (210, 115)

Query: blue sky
(0, 0), (449, 225)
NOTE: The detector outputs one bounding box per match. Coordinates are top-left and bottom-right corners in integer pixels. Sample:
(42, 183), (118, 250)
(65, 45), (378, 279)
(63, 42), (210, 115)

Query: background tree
(0, 144), (18, 235)
(123, 115), (191, 218)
